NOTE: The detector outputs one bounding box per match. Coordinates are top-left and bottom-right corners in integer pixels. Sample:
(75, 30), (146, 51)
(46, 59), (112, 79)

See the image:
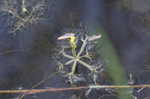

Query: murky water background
(0, 0), (150, 99)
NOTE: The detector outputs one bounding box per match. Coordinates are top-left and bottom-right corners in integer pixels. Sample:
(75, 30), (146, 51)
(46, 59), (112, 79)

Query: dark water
(0, 0), (150, 99)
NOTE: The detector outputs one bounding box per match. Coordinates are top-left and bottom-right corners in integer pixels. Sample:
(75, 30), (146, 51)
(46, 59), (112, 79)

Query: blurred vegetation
(120, 0), (132, 10)
(88, 28), (132, 99)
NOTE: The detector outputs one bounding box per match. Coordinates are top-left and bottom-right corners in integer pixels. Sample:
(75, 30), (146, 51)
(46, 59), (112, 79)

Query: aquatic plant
(57, 32), (102, 84)
(0, 0), (48, 33)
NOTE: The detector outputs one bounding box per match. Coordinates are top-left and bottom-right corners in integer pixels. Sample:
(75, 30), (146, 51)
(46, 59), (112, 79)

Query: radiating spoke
(77, 36), (88, 57)
(65, 59), (74, 65)
(62, 51), (74, 59)
(78, 60), (94, 71)
(71, 61), (77, 74)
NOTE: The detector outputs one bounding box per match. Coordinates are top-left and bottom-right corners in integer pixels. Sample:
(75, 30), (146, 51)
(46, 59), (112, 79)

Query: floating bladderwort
(57, 32), (102, 84)
(0, 0), (48, 33)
